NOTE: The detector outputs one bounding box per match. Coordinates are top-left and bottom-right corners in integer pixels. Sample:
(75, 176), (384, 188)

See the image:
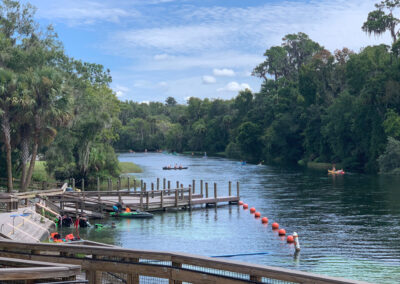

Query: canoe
(328, 169), (345, 175)
(110, 211), (154, 218)
(162, 167), (188, 170)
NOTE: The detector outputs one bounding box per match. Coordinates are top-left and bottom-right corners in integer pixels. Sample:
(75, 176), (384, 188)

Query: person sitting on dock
(179, 164), (183, 169)
(174, 164), (178, 169)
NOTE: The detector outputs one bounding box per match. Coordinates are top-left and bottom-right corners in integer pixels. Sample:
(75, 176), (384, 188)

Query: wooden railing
(0, 240), (369, 284)
(0, 256), (81, 282)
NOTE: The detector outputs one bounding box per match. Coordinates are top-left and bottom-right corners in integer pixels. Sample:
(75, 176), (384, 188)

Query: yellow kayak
(328, 169), (345, 175)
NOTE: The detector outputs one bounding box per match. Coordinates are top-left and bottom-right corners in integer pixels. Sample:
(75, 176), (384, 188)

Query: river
(65, 152), (400, 283)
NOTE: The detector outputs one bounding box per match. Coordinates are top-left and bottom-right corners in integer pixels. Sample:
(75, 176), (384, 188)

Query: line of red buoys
(238, 200), (296, 245)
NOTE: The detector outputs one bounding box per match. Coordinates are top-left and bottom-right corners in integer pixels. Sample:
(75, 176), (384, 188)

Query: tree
(165, 96), (177, 106)
(362, 0), (400, 43)
(377, 136), (400, 173)
(0, 68), (17, 192)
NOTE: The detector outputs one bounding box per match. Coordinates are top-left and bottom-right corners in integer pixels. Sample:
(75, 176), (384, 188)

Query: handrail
(0, 240), (370, 284)
(0, 256), (80, 281)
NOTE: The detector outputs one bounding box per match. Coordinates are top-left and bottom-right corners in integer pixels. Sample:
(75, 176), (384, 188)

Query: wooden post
(172, 262), (182, 284)
(180, 186), (184, 200)
(118, 177), (122, 204)
(168, 181), (171, 195)
(163, 178), (166, 189)
(237, 181), (240, 198)
(200, 180), (203, 196)
(176, 181), (179, 189)
(205, 182), (208, 198)
(140, 192), (143, 210)
(192, 180), (195, 193)
(97, 177), (100, 201)
(127, 177), (130, 191)
(229, 181), (232, 196)
(126, 257), (139, 284)
(189, 185), (192, 208)
(146, 192), (149, 210)
(214, 183), (217, 205)
(175, 189), (178, 207)
(134, 179), (137, 192)
(160, 190), (164, 209)
(157, 178), (160, 190)
(151, 183), (154, 198)
(82, 179), (85, 192)
(72, 178), (75, 191)
(140, 180), (143, 191)
(144, 182), (147, 192)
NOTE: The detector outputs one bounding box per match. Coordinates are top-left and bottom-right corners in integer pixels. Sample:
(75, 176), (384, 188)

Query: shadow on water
(67, 152), (400, 283)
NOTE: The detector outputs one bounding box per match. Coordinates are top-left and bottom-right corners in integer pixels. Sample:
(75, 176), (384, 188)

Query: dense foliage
(0, 0), (121, 191)
(115, 27), (400, 173)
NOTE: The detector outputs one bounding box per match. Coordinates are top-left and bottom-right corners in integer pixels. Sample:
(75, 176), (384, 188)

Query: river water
(68, 152), (400, 283)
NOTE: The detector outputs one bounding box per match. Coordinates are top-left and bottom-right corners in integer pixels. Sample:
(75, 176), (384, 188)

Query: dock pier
(47, 179), (240, 218)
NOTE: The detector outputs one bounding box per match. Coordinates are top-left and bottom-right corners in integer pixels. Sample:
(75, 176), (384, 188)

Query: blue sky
(21, 0), (390, 103)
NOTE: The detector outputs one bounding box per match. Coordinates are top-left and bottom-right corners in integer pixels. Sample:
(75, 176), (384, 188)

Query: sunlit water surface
(62, 152), (400, 283)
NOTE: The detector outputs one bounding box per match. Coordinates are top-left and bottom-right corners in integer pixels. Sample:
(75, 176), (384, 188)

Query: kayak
(110, 211), (153, 218)
(328, 169), (345, 175)
(162, 167), (188, 170)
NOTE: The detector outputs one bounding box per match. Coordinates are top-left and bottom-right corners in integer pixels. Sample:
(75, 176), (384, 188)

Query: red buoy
(272, 222), (279, 229)
(238, 201), (244, 205)
(250, 207), (256, 213)
(261, 217), (268, 224)
(287, 235), (294, 243)
(243, 204), (248, 209)
(254, 212), (261, 218)
(278, 229), (286, 236)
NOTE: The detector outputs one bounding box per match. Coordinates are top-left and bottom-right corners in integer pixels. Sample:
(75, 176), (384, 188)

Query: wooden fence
(0, 240), (370, 284)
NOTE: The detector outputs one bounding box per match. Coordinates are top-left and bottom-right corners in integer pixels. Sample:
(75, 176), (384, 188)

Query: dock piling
(205, 182), (208, 198)
(229, 181), (231, 196)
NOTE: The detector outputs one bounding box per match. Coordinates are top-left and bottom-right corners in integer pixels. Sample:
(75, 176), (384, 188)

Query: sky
(20, 0), (391, 104)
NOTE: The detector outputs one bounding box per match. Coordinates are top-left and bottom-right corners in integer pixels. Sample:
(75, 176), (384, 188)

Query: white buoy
(293, 232), (301, 251)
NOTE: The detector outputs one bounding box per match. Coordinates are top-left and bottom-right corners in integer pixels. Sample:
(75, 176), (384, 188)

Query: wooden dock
(46, 180), (240, 218)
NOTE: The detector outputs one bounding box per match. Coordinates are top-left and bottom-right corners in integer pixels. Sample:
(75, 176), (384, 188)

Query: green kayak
(110, 211), (153, 218)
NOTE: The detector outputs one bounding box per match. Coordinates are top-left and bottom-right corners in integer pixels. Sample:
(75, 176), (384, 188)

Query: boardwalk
(47, 180), (240, 218)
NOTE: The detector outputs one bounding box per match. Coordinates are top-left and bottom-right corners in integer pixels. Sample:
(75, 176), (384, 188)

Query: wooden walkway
(46, 180), (240, 218)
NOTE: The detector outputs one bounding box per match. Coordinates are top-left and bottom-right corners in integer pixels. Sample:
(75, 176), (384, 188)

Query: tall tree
(362, 0), (400, 43)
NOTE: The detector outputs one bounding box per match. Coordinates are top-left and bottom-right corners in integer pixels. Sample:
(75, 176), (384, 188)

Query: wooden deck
(48, 182), (240, 218)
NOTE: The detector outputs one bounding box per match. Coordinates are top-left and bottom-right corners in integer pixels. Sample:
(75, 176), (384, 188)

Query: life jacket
(65, 234), (74, 241)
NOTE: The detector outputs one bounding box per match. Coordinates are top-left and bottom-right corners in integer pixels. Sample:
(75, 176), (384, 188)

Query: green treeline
(0, 1), (120, 191)
(2, 0), (400, 194)
(115, 1), (400, 174)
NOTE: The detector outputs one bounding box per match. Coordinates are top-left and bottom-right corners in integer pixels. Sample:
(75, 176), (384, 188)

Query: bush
(377, 137), (400, 174)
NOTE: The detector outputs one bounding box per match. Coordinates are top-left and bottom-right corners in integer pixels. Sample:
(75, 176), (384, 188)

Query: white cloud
(213, 68), (235, 77)
(114, 84), (130, 97)
(153, 54), (173, 60)
(202, 75), (216, 84)
(217, 82), (252, 92)
(35, 1), (135, 26)
(158, 81), (169, 92)
(113, 25), (231, 52)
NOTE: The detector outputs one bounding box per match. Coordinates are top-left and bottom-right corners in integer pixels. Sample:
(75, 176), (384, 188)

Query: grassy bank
(31, 161), (142, 184)
(119, 162), (142, 173)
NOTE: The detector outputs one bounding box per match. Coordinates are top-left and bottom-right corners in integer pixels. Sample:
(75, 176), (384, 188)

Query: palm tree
(20, 66), (71, 191)
(0, 67), (17, 192)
